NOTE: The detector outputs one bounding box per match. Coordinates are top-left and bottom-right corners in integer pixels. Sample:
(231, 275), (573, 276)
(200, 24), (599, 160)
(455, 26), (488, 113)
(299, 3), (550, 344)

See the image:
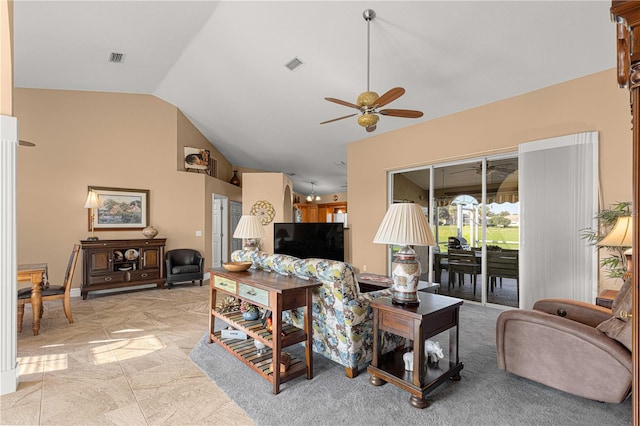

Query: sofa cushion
(265, 254), (299, 276)
(596, 279), (632, 350)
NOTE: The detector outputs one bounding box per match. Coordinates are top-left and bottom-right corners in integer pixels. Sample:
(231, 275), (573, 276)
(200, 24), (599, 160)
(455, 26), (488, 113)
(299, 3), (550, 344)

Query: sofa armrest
(532, 299), (612, 328)
(357, 289), (393, 304)
(346, 289), (393, 326)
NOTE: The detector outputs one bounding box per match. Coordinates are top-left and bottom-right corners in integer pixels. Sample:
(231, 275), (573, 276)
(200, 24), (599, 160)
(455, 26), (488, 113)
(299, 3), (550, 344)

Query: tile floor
(0, 284), (254, 425)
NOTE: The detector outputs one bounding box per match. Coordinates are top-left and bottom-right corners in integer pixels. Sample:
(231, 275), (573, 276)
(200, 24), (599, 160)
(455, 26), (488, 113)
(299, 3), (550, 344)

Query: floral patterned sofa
(231, 249), (404, 378)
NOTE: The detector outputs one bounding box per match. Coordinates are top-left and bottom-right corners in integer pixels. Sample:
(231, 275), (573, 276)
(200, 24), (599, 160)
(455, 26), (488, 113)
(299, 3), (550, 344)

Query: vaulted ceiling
(13, 1), (614, 195)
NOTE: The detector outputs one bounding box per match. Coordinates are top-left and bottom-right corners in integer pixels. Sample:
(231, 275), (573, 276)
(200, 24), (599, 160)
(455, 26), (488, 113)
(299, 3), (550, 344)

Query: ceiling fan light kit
(321, 9), (423, 132)
(358, 113), (379, 128)
(357, 91), (379, 107)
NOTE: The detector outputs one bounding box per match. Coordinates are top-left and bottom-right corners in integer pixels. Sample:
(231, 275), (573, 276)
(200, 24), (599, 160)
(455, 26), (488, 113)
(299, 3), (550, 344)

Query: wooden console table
(208, 268), (320, 394)
(368, 292), (464, 408)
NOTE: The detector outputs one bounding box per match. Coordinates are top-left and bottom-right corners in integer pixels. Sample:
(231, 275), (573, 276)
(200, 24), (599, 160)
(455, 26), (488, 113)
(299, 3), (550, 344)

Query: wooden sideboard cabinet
(80, 239), (166, 299)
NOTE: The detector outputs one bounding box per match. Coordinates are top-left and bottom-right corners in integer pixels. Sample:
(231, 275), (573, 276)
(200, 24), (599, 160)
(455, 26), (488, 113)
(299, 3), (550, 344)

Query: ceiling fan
(320, 9), (424, 133)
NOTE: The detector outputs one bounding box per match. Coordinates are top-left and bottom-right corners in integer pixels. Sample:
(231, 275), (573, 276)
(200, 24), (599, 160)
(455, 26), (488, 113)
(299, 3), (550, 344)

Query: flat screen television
(273, 222), (344, 262)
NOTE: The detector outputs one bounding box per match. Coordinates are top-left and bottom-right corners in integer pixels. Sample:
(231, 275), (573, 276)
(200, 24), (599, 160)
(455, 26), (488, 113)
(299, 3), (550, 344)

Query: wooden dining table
(17, 263), (48, 336)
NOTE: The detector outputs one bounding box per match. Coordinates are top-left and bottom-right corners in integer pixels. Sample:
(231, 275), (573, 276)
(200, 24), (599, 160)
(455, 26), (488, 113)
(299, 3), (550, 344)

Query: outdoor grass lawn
(435, 225), (519, 250)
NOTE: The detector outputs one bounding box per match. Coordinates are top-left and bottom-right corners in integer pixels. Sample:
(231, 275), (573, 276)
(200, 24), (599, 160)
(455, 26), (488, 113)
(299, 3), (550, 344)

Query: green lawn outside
(434, 225), (519, 250)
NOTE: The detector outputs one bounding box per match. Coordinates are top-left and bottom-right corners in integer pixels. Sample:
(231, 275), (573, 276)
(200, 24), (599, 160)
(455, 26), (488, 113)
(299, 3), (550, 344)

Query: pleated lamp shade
(83, 190), (100, 209)
(373, 203), (435, 246)
(598, 216), (632, 247)
(233, 215), (267, 240)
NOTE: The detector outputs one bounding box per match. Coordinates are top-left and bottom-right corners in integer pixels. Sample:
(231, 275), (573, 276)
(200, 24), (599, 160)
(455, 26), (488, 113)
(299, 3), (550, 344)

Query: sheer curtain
(519, 132), (598, 309)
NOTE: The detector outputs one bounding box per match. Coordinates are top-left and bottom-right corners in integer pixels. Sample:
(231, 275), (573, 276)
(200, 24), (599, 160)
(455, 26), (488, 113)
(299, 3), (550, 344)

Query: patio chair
(448, 249), (481, 294)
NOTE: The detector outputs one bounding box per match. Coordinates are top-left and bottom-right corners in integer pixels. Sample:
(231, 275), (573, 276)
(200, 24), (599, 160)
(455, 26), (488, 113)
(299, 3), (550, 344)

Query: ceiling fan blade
(325, 97), (360, 110)
(320, 113), (358, 125)
(375, 87), (405, 107)
(366, 125), (377, 133)
(379, 109), (424, 118)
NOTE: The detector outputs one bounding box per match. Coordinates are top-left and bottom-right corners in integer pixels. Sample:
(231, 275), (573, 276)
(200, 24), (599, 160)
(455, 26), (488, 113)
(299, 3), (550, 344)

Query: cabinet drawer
(130, 270), (159, 281)
(239, 283), (269, 307)
(214, 276), (237, 293)
(87, 272), (125, 285)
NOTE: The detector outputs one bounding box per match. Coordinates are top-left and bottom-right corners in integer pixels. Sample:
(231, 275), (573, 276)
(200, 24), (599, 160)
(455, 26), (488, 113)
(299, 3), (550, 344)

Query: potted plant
(582, 201), (631, 279)
(240, 301), (259, 320)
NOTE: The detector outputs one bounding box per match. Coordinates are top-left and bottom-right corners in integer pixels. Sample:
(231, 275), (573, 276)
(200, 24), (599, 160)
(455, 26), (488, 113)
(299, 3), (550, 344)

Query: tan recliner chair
(496, 280), (632, 403)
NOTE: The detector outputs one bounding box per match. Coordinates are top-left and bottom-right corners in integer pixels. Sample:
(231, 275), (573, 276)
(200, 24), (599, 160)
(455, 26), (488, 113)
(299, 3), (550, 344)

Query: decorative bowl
(222, 261), (252, 272)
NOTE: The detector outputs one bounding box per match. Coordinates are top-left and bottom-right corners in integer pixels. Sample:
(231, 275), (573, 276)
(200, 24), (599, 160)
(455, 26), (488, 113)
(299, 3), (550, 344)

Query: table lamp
(84, 190), (100, 241)
(233, 214), (267, 250)
(598, 216), (633, 279)
(373, 203), (436, 305)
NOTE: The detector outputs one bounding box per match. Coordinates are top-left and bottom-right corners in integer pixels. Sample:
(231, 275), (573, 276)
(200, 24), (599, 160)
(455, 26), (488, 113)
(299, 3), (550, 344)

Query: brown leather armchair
(496, 292), (632, 403)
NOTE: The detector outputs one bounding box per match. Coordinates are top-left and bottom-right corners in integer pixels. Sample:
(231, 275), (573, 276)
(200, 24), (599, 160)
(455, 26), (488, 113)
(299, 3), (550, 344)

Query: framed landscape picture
(184, 147), (213, 175)
(88, 186), (150, 231)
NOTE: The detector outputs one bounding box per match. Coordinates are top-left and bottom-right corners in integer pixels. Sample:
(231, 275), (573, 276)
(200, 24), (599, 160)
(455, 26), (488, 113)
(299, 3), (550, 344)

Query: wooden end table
(595, 289), (618, 309)
(367, 292), (463, 408)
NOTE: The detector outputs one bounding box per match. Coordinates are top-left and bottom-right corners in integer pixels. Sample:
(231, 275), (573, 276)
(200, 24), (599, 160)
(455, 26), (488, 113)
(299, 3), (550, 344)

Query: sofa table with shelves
(208, 268), (321, 395)
(367, 292), (464, 408)
(80, 238), (166, 299)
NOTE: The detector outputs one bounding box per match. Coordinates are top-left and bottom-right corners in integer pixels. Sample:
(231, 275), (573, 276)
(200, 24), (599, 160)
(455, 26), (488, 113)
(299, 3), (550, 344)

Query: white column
(0, 115), (18, 394)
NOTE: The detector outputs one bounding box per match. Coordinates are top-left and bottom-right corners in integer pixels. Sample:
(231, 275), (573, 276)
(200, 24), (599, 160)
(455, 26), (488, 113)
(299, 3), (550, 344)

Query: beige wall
(241, 172), (293, 254)
(348, 69), (632, 291)
(14, 88), (240, 290)
(1, 0), (13, 115)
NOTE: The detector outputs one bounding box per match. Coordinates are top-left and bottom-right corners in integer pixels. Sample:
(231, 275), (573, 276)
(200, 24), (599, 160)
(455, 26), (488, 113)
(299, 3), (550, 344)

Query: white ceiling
(13, 1), (615, 195)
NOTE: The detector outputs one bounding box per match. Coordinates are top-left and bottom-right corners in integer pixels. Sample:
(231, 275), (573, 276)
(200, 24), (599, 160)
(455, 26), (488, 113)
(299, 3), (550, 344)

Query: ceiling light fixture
(306, 182), (321, 202)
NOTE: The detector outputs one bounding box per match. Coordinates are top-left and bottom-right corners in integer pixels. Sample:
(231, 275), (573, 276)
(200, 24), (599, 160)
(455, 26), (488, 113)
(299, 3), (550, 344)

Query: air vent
(285, 57), (304, 72)
(108, 52), (126, 64)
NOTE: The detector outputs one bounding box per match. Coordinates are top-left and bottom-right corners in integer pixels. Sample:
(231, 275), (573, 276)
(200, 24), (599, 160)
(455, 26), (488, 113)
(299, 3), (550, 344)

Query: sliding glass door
(390, 155), (519, 307)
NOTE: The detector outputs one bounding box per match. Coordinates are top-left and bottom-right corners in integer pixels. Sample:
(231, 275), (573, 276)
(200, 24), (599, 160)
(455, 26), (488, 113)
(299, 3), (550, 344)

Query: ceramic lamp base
(391, 247), (421, 305)
(242, 239), (258, 250)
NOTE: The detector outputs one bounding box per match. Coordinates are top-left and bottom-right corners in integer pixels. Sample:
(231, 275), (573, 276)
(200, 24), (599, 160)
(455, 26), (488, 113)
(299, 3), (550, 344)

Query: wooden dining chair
(17, 244), (80, 333)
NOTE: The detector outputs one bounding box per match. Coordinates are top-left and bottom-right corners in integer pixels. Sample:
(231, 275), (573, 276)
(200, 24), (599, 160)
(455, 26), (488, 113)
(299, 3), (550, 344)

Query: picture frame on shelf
(88, 186), (150, 231)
